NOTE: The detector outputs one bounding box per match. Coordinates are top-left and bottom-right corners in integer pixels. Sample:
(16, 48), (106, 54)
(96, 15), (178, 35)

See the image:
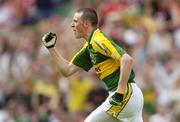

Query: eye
(74, 20), (77, 23)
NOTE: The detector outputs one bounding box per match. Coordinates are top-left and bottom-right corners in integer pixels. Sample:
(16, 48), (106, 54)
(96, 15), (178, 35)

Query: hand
(42, 32), (57, 48)
(109, 91), (124, 106)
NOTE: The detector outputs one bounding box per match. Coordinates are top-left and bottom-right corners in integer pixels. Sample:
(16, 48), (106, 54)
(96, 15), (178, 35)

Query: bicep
(67, 63), (82, 75)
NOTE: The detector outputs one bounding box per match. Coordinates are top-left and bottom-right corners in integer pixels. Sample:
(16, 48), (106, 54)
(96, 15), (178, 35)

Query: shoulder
(83, 42), (88, 48)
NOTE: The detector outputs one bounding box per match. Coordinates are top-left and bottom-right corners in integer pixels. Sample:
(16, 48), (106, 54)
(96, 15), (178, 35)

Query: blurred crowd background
(0, 0), (180, 122)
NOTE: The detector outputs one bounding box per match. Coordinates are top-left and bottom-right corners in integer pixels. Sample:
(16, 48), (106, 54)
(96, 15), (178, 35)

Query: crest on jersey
(90, 54), (96, 64)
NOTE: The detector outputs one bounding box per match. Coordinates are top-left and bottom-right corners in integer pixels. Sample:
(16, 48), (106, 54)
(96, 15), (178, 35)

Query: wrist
(117, 84), (127, 94)
(116, 90), (125, 94)
(46, 44), (55, 49)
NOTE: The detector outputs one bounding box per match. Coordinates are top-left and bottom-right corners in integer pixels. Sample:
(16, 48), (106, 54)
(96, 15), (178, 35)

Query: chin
(75, 35), (81, 39)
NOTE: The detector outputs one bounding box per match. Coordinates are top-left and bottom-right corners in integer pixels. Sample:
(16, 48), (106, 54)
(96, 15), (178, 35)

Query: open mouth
(73, 30), (77, 34)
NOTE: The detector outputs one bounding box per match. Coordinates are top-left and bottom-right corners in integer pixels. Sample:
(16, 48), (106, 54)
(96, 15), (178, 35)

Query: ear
(84, 20), (91, 27)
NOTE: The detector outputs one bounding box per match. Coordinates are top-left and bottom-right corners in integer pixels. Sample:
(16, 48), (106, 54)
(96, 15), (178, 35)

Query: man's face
(71, 12), (86, 39)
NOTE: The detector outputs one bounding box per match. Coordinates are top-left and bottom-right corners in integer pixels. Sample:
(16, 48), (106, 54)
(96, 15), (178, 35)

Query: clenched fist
(42, 32), (57, 48)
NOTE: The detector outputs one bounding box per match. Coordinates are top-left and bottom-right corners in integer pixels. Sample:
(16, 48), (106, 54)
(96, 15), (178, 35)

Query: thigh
(118, 83), (144, 122)
(129, 114), (143, 122)
(102, 83), (144, 122)
(84, 105), (121, 122)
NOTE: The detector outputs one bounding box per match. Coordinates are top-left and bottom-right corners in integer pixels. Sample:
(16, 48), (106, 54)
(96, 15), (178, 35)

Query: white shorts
(85, 83), (144, 122)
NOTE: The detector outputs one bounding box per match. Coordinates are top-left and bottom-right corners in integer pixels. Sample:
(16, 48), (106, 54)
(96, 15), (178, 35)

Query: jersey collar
(88, 27), (98, 42)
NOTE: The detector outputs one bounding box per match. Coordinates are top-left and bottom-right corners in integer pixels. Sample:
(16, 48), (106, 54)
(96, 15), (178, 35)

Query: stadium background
(0, 0), (180, 122)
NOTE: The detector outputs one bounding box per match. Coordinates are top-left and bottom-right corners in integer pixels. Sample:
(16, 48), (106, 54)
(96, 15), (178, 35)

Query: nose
(71, 22), (74, 28)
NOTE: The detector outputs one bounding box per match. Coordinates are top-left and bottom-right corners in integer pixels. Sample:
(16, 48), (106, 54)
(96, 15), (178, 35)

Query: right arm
(48, 47), (81, 77)
(42, 32), (81, 77)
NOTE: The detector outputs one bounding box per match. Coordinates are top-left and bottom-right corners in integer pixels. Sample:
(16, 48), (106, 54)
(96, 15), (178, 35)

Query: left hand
(109, 91), (124, 106)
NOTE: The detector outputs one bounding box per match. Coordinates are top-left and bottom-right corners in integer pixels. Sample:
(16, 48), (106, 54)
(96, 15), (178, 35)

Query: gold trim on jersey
(70, 42), (88, 62)
(93, 59), (120, 79)
(106, 83), (133, 118)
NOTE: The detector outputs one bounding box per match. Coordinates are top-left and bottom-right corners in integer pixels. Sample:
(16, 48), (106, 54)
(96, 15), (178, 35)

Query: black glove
(109, 92), (124, 106)
(42, 32), (57, 48)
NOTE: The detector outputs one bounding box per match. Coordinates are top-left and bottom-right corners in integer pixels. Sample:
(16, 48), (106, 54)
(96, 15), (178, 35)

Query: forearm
(117, 54), (133, 92)
(42, 32), (80, 76)
(48, 47), (79, 76)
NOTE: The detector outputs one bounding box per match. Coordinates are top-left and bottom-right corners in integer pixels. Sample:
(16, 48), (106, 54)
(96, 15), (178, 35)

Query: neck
(84, 26), (94, 40)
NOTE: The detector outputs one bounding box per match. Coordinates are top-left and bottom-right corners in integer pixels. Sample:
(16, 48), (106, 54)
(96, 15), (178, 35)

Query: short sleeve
(71, 42), (93, 72)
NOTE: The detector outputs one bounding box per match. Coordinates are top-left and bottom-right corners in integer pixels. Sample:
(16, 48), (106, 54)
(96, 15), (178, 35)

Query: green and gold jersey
(71, 28), (135, 91)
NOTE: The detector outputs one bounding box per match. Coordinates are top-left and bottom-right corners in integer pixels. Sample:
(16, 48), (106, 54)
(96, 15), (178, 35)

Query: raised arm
(42, 32), (81, 77)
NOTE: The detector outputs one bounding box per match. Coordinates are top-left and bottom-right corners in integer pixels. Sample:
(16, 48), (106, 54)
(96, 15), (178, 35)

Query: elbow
(121, 54), (133, 65)
(61, 72), (71, 77)
(62, 73), (69, 77)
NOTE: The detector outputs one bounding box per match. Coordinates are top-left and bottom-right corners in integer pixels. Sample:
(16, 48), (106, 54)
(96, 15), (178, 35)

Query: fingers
(42, 32), (57, 48)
